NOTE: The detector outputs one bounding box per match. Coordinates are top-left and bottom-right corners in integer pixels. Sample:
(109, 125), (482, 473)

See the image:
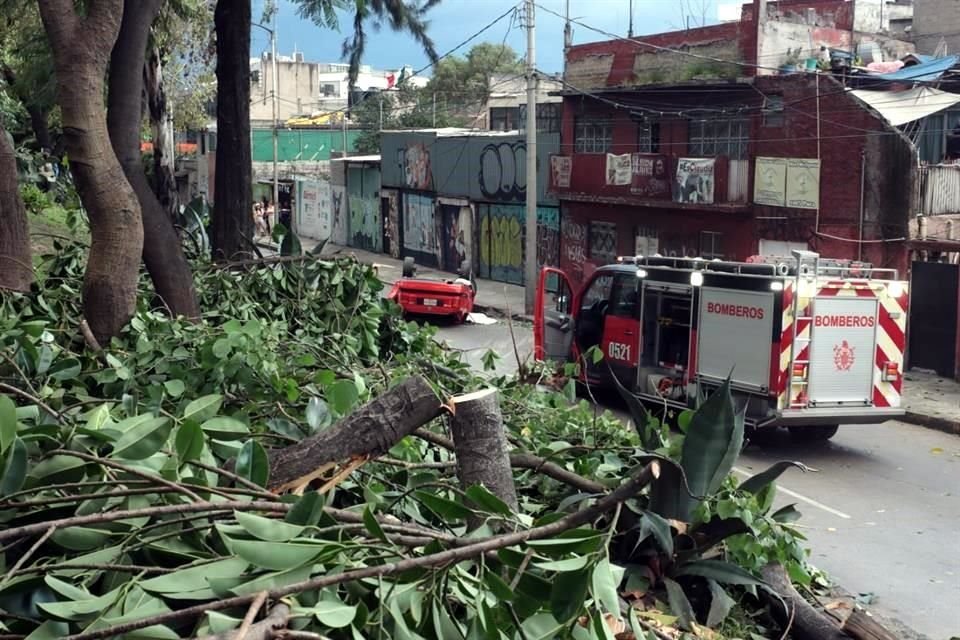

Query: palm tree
(210, 0), (440, 260)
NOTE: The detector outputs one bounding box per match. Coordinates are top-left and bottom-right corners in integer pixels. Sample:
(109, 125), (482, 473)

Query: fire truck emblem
(833, 340), (856, 371)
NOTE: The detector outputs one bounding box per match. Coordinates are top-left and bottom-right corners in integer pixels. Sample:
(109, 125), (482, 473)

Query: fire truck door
(807, 297), (879, 406)
(534, 268), (575, 362)
(599, 274), (642, 386)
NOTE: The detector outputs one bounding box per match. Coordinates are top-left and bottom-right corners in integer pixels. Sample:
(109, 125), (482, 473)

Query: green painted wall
(251, 129), (361, 162)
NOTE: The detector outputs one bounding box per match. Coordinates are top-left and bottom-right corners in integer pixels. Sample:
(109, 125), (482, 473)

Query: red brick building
(549, 1), (916, 286)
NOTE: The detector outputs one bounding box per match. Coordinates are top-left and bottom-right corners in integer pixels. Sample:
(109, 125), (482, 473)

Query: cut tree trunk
(0, 125), (32, 292)
(449, 388), (519, 530)
(107, 0), (200, 319)
(841, 609), (898, 640)
(761, 563), (851, 640)
(265, 376), (446, 491)
(38, 0), (144, 344)
(211, 0), (254, 261)
(145, 45), (180, 220)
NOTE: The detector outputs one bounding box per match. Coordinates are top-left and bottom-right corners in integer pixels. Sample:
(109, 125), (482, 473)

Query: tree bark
(761, 563), (851, 640)
(38, 0), (144, 344)
(211, 0), (254, 261)
(0, 125), (32, 292)
(841, 610), (897, 640)
(145, 45), (180, 220)
(107, 0), (200, 319)
(265, 376), (446, 491)
(449, 389), (519, 530)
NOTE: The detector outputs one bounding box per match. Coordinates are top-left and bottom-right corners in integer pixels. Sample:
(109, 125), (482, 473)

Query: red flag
(386, 72), (396, 89)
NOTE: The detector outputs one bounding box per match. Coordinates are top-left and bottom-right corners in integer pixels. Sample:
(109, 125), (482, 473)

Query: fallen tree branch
(841, 609), (898, 640)
(79, 318), (103, 352)
(195, 603), (291, 640)
(266, 376), (446, 491)
(48, 449), (203, 502)
(761, 563), (850, 640)
(62, 461), (661, 640)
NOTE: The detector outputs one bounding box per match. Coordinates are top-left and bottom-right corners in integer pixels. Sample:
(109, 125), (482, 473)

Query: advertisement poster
(605, 153), (632, 186)
(673, 158), (715, 204)
(630, 154), (670, 199)
(550, 155), (572, 188)
(786, 158), (821, 209)
(754, 157), (787, 206)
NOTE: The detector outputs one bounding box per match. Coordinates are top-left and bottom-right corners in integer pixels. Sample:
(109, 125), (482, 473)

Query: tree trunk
(0, 125), (32, 292)
(211, 0), (254, 261)
(449, 389), (519, 530)
(841, 610), (897, 640)
(38, 0), (144, 344)
(145, 46), (180, 219)
(761, 563), (851, 640)
(107, 0), (200, 319)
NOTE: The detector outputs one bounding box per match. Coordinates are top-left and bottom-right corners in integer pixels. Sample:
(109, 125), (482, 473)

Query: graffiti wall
(478, 204), (524, 284)
(382, 189), (401, 259)
(441, 203), (473, 273)
(537, 207), (560, 270)
(346, 165), (381, 252)
(402, 193), (440, 266)
(479, 142), (526, 201)
(295, 179), (331, 241)
(330, 186), (347, 245)
(560, 218), (590, 285)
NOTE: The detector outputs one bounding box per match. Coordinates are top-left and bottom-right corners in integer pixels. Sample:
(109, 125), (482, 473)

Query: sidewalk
(311, 242), (529, 320)
(901, 370), (960, 435)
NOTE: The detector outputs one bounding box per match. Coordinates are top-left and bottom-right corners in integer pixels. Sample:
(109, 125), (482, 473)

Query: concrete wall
(345, 164), (381, 252)
(251, 57), (321, 122)
(913, 0), (960, 55)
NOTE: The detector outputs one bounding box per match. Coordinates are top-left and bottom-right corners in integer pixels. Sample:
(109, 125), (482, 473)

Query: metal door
(908, 261), (957, 376)
(807, 297), (879, 405)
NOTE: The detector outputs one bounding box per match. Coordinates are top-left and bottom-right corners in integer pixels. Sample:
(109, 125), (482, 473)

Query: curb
(901, 411), (960, 436)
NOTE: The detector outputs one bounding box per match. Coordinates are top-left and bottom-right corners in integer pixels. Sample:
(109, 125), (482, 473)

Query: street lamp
(252, 15), (279, 224)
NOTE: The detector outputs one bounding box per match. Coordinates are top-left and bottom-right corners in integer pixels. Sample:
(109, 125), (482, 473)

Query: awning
(849, 86), (960, 127)
(873, 55), (960, 83)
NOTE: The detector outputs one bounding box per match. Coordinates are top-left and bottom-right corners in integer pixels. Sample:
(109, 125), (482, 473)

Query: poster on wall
(673, 158), (715, 204)
(550, 155), (572, 189)
(605, 153), (632, 186)
(330, 186), (347, 245)
(630, 154), (670, 199)
(296, 180), (332, 241)
(786, 158), (820, 209)
(754, 157), (787, 206)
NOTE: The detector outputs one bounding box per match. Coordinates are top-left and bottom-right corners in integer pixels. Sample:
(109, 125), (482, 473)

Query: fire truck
(534, 251), (909, 441)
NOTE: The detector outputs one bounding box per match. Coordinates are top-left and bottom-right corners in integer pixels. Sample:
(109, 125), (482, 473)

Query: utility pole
(628, 0), (634, 38)
(341, 105), (348, 157)
(432, 92), (437, 127)
(563, 0), (572, 49)
(523, 0), (537, 313)
(270, 7), (279, 215)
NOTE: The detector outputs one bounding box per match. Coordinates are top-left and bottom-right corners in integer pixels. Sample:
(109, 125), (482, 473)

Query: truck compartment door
(807, 296), (879, 406)
(534, 267), (575, 362)
(697, 288), (776, 392)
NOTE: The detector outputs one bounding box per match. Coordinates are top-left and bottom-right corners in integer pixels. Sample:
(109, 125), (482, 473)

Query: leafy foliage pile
(0, 242), (819, 639)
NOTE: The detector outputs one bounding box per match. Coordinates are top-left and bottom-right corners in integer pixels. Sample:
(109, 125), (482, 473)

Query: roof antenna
(628, 0), (634, 38)
(564, 0), (572, 49)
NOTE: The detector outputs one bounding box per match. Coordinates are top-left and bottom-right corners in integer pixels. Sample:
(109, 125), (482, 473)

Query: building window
(763, 96), (784, 127)
(700, 231), (724, 260)
(574, 117), (614, 154)
(637, 121), (660, 153)
(490, 107), (518, 131)
(589, 221), (618, 264)
(321, 82), (339, 97)
(688, 118), (748, 159)
(520, 103), (561, 134)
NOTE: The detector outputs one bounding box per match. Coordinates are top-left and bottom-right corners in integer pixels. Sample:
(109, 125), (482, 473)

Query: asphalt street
(427, 316), (960, 640)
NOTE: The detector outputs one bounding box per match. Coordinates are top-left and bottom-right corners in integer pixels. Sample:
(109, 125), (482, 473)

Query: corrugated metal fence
(919, 164), (960, 216)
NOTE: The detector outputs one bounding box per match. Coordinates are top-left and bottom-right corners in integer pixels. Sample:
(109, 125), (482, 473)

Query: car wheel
(745, 425), (780, 446)
(788, 424), (839, 442)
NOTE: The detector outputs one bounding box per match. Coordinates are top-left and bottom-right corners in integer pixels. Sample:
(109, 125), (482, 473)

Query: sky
(252, 0), (722, 76)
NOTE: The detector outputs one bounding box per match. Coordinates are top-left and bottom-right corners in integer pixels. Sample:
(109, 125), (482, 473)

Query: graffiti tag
(479, 142), (527, 201)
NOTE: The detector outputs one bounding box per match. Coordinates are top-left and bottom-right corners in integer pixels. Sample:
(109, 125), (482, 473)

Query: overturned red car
(386, 258), (476, 324)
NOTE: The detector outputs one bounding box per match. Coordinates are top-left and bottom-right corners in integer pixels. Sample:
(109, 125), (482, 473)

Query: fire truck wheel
(787, 424), (839, 442)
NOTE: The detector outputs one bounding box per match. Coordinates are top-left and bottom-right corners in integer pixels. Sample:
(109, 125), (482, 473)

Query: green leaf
(465, 484), (513, 516)
(0, 437), (27, 496)
(550, 567), (591, 623)
(163, 379), (186, 398)
(24, 620), (70, 640)
(674, 559), (764, 586)
(771, 503), (802, 524)
(328, 379), (359, 415)
(200, 416), (249, 440)
(591, 557), (624, 615)
(182, 394), (223, 422)
(706, 579), (736, 628)
(140, 557), (250, 594)
(284, 491), (326, 526)
(112, 417), (172, 460)
(27, 454), (85, 485)
(363, 506), (388, 542)
(50, 526), (112, 551)
(85, 404), (111, 430)
(535, 555), (593, 572)
(608, 369), (659, 449)
(305, 396), (330, 431)
(482, 569), (514, 602)
(640, 510), (674, 557)
(303, 598), (357, 628)
(663, 577), (696, 631)
(677, 409), (694, 434)
(414, 490), (472, 521)
(236, 440), (269, 487)
(738, 461), (807, 495)
(226, 563), (314, 596)
(0, 394), (16, 454)
(225, 537), (327, 571)
(212, 338), (231, 359)
(234, 511), (305, 542)
(520, 613), (565, 640)
(174, 421), (204, 463)
(48, 357), (82, 381)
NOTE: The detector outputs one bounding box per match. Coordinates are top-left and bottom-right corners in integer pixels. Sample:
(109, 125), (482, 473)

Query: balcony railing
(918, 163), (960, 216)
(549, 152), (749, 206)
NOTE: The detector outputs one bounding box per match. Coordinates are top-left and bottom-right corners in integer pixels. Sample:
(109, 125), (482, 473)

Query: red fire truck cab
(534, 251), (909, 440)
